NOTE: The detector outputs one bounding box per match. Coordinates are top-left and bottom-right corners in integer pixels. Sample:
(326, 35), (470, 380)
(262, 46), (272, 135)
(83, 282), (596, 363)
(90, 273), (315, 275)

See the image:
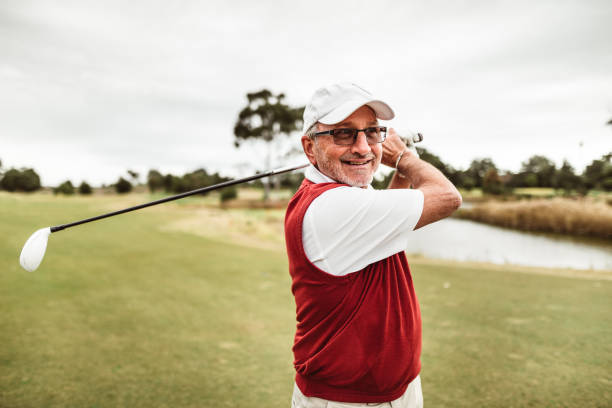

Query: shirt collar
(305, 164), (337, 184)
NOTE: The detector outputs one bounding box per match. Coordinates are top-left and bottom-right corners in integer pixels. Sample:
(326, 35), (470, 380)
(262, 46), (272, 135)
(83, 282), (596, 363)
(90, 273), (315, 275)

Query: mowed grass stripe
(1, 193), (611, 407)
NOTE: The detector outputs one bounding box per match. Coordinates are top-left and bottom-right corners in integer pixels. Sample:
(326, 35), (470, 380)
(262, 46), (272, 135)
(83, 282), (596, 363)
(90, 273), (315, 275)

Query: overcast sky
(1, 0), (611, 186)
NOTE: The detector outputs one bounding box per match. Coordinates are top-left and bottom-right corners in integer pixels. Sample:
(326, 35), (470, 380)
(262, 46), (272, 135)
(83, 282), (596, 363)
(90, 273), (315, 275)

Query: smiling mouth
(342, 159), (373, 166)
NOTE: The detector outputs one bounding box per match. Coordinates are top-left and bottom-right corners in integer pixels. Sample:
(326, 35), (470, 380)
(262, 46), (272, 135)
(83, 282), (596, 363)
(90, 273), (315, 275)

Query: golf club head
(19, 227), (51, 272)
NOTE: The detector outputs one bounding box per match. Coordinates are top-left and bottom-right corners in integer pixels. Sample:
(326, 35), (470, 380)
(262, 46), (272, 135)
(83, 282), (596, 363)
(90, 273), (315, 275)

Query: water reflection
(407, 218), (612, 270)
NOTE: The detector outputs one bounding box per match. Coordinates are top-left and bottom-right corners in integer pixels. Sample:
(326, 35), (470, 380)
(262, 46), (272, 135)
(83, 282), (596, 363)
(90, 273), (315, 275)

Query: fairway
(1, 192), (611, 407)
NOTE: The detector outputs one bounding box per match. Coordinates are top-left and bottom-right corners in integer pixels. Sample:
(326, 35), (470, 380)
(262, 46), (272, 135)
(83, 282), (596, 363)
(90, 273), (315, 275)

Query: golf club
(19, 133), (423, 272)
(19, 163), (308, 272)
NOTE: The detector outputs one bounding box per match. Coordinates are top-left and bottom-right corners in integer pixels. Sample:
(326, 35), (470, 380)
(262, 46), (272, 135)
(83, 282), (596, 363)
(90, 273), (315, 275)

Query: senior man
(285, 83), (462, 408)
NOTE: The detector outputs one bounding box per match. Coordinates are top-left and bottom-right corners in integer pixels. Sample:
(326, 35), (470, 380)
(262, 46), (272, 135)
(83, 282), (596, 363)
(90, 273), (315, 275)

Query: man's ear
(301, 135), (317, 166)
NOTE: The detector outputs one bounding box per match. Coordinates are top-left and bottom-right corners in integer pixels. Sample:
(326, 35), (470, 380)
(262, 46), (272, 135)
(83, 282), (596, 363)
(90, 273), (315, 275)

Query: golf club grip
(50, 163), (310, 233)
(400, 133), (423, 145)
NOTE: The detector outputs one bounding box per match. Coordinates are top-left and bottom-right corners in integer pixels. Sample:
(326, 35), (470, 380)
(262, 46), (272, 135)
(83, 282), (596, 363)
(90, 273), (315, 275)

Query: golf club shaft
(50, 163), (310, 233)
(49, 133), (423, 233)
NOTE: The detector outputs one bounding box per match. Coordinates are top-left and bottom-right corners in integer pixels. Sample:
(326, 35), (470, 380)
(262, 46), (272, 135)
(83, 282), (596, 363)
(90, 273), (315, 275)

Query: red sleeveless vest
(284, 179), (422, 403)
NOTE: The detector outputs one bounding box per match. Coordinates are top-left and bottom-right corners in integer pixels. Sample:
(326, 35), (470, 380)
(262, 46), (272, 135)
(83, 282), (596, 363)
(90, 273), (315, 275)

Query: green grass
(458, 187), (484, 199)
(1, 192), (611, 407)
(513, 187), (557, 197)
(416, 261), (612, 407)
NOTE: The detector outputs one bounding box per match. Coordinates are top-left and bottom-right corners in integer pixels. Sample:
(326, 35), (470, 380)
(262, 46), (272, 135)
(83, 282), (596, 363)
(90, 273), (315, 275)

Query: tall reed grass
(456, 197), (612, 239)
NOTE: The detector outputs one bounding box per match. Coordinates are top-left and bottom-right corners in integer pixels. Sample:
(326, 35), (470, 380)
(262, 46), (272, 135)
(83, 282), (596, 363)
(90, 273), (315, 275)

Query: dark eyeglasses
(309, 126), (387, 146)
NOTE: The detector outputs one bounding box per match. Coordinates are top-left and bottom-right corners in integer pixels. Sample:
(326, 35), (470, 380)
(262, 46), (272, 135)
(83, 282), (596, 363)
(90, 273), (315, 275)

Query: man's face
(302, 106), (382, 188)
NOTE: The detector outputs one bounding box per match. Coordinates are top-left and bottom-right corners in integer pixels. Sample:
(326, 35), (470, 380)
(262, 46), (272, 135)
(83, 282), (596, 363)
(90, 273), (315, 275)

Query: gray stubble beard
(316, 152), (379, 188)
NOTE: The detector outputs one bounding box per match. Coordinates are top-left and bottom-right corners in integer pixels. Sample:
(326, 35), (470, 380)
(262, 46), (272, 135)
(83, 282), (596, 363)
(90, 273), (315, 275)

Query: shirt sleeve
(302, 186), (424, 276)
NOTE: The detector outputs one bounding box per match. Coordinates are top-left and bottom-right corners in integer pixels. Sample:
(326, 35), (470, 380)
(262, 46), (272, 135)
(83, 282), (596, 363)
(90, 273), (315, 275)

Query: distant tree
(78, 181), (93, 195)
(1, 168), (41, 192)
(416, 147), (455, 179)
(466, 158), (497, 188)
(22, 168), (41, 191)
(482, 168), (504, 195)
(402, 147), (473, 189)
(220, 186), (238, 203)
(115, 177), (132, 194)
(54, 180), (75, 195)
(1, 169), (20, 191)
(181, 168), (211, 192)
(163, 174), (175, 192)
(156, 169), (230, 194)
(147, 170), (164, 192)
(555, 160), (582, 194)
(523, 173), (538, 187)
(582, 153), (612, 191)
(519, 155), (556, 187)
(498, 170), (515, 193)
(454, 171), (476, 190)
(233, 89), (303, 200)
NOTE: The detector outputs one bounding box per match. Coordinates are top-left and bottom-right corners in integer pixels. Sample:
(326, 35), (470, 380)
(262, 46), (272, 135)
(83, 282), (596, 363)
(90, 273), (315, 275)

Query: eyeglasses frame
(309, 126), (388, 146)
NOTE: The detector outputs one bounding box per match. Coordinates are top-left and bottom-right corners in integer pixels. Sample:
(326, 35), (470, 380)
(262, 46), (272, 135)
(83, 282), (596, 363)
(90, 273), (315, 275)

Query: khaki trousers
(291, 376), (423, 408)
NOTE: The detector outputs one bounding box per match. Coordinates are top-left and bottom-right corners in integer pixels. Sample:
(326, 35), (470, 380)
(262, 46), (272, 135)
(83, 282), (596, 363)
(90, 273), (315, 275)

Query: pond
(407, 218), (612, 271)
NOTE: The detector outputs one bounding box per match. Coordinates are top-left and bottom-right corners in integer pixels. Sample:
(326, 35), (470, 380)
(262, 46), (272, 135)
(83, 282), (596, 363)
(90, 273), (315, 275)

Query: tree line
(1, 151), (610, 196)
(145, 168), (230, 194)
(372, 150), (611, 194)
(0, 159), (233, 196)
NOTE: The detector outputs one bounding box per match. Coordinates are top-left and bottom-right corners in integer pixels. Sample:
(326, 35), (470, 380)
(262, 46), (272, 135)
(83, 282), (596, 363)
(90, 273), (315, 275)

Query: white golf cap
(302, 82), (394, 134)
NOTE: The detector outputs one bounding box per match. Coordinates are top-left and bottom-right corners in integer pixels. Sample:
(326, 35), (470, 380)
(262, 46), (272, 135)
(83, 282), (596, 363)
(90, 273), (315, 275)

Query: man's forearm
(388, 170), (412, 189)
(389, 149), (462, 229)
(387, 150), (420, 189)
(395, 150), (445, 188)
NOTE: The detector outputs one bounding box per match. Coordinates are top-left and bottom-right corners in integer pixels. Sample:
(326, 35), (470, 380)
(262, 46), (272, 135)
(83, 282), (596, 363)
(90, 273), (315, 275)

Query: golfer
(285, 83), (462, 408)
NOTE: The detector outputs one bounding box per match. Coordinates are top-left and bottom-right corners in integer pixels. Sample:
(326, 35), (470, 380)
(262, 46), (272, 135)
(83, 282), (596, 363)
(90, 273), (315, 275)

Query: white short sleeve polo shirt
(302, 165), (424, 276)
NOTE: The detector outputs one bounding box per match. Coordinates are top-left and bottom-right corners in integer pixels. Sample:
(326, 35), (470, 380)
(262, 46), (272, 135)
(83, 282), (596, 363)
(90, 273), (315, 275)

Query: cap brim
(319, 99), (395, 125)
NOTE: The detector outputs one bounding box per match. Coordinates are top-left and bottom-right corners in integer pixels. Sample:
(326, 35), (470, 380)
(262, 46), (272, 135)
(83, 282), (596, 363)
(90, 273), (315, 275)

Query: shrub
(147, 170), (164, 192)
(54, 180), (75, 195)
(78, 182), (93, 195)
(115, 177), (132, 194)
(0, 168), (41, 192)
(482, 168), (504, 195)
(220, 186), (238, 203)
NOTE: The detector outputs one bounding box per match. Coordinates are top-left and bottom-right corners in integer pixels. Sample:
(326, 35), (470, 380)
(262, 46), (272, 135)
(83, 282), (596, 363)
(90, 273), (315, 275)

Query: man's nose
(350, 131), (371, 155)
